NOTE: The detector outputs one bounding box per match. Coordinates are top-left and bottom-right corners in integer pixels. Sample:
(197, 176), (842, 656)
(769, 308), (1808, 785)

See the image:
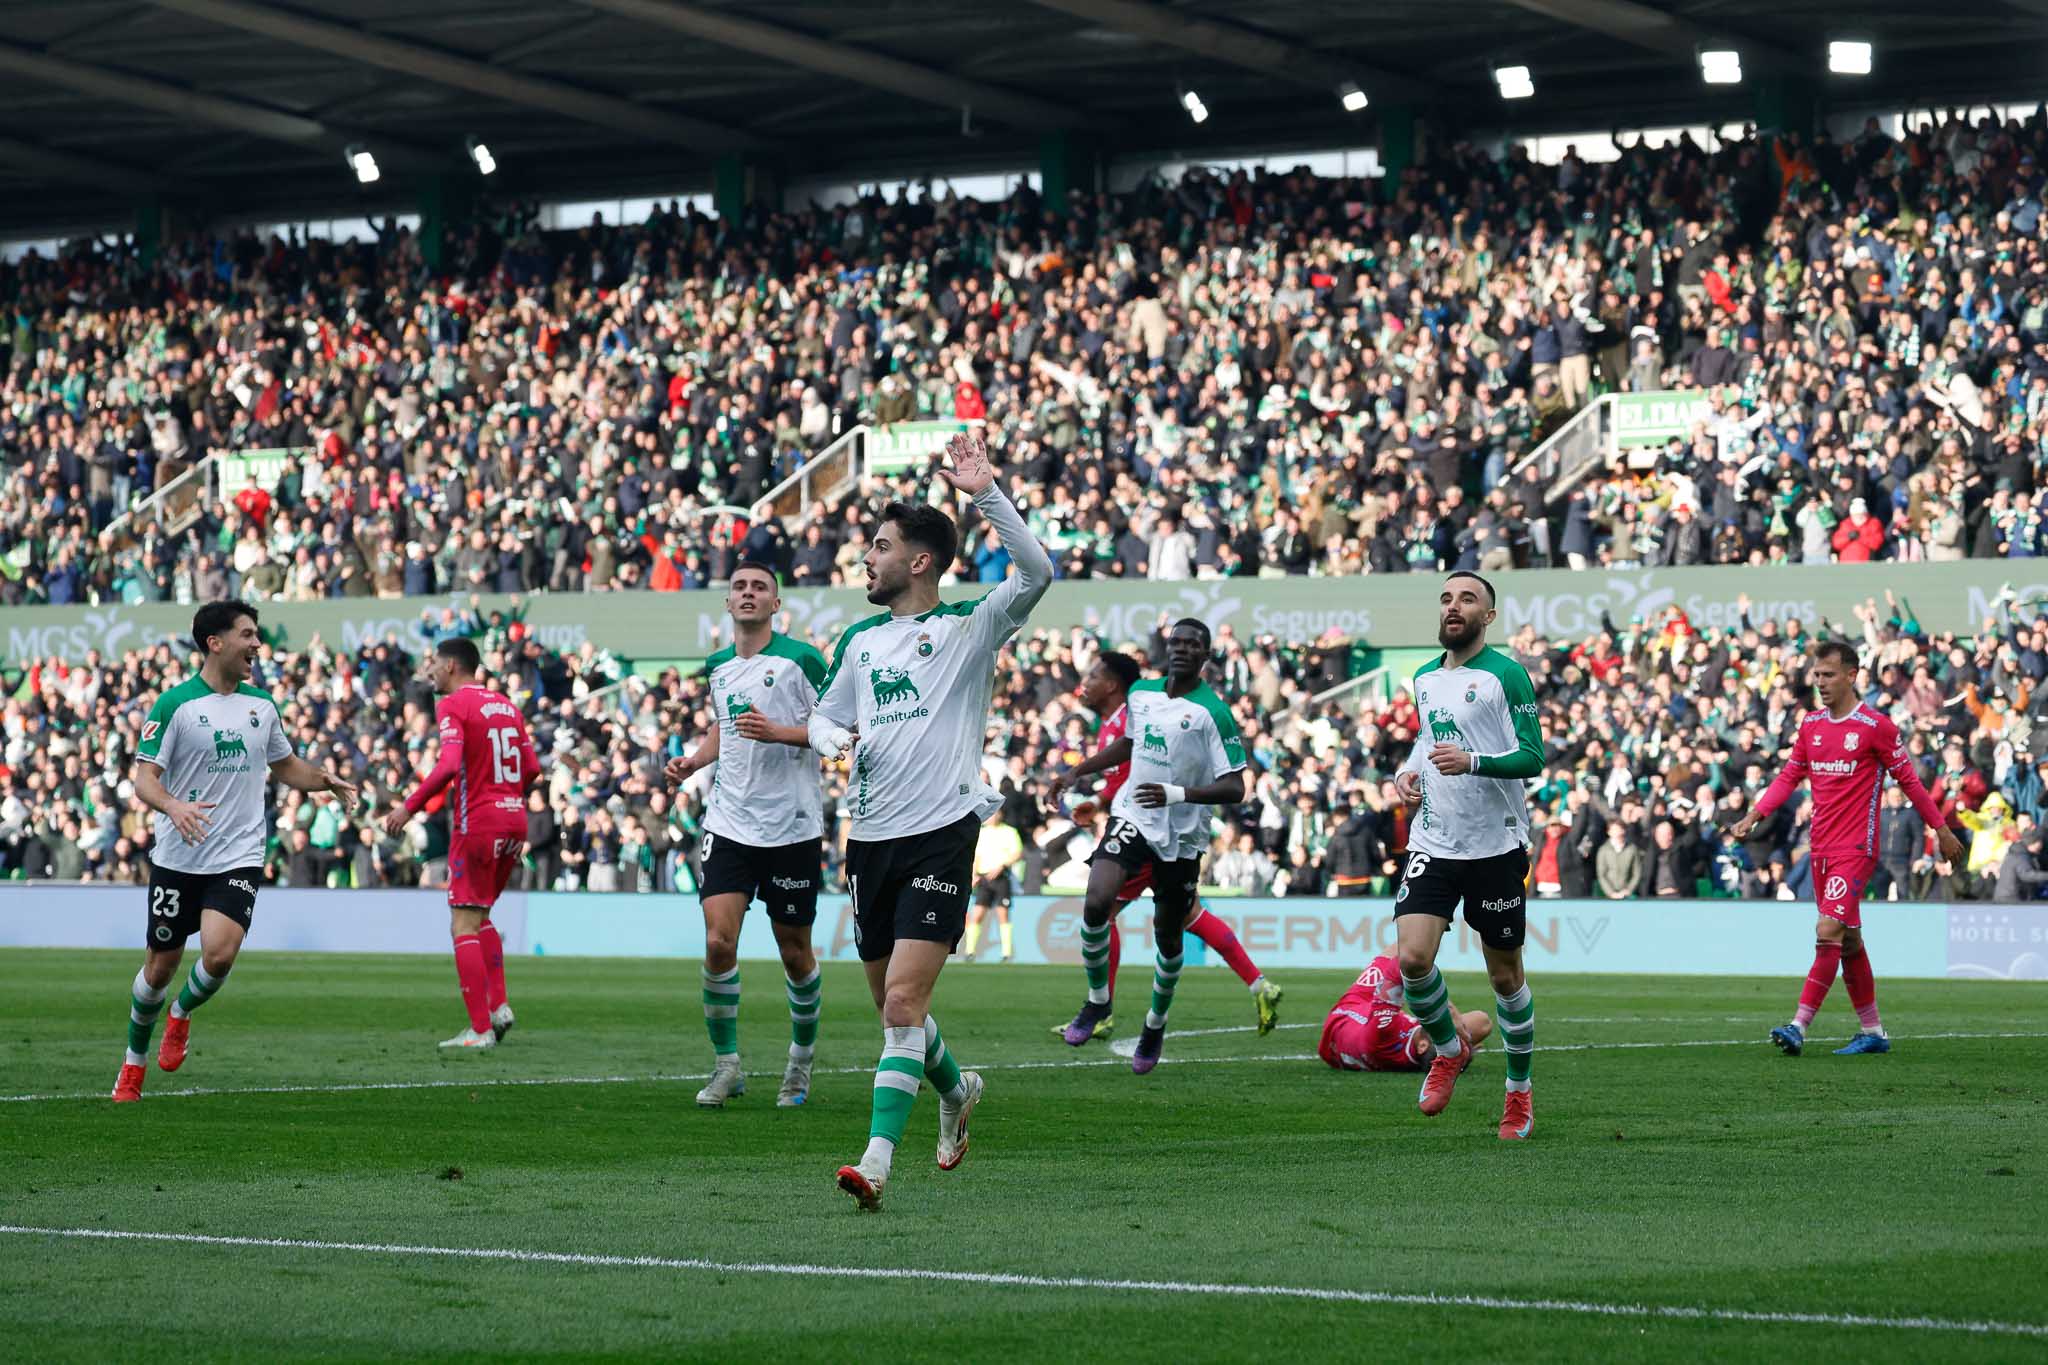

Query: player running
(1045, 620), (1247, 1074)
(663, 560), (831, 1108)
(114, 600), (358, 1102)
(814, 430), (1051, 1211)
(384, 637), (539, 1052)
(1047, 650), (1279, 1044)
(1319, 955), (1491, 1072)
(1730, 639), (1962, 1057)
(1393, 572), (1544, 1140)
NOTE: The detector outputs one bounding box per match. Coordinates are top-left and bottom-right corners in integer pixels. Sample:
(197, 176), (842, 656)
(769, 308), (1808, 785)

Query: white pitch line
(0, 1225), (2039, 1340)
(4, 1031), (2044, 1106)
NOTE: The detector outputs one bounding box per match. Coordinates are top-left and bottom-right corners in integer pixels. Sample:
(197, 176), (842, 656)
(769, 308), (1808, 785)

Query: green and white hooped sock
(1401, 966), (1464, 1058)
(126, 970), (166, 1067)
(785, 968), (820, 1061)
(1496, 983), (1534, 1091)
(169, 961), (227, 1020)
(702, 966), (740, 1057)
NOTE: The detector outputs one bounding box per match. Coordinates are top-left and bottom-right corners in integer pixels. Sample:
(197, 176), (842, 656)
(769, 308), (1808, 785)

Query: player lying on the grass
(811, 430), (1051, 1210)
(1393, 572), (1543, 1140)
(1047, 651), (1281, 1042)
(1319, 955), (1491, 1072)
(115, 601), (358, 1102)
(663, 560), (830, 1108)
(1730, 638), (1963, 1058)
(385, 637), (539, 1052)
(1045, 621), (1247, 1074)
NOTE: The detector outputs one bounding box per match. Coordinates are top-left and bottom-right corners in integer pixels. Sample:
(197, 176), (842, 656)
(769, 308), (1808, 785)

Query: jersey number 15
(489, 728), (521, 785)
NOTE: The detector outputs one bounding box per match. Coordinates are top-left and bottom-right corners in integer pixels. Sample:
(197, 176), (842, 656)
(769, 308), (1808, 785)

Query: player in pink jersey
(385, 637), (540, 1051)
(1731, 640), (1962, 1057)
(1319, 956), (1491, 1072)
(1048, 650), (1282, 1045)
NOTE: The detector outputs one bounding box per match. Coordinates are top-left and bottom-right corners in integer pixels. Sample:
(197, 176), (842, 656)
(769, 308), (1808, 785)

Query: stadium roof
(1, 0), (2045, 237)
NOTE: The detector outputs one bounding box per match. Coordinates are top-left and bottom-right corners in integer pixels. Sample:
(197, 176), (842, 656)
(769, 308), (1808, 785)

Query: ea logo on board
(1824, 875), (1849, 902)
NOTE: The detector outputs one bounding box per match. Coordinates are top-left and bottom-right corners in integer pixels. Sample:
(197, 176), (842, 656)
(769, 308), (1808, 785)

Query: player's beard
(1438, 615), (1483, 652)
(866, 563), (908, 606)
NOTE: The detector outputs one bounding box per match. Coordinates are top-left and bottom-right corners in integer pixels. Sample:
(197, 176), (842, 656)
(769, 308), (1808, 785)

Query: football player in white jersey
(113, 601), (357, 1102)
(665, 560), (831, 1108)
(811, 431), (1051, 1210)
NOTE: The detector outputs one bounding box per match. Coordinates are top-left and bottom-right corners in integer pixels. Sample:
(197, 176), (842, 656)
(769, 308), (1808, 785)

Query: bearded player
(385, 636), (539, 1051)
(1319, 956), (1492, 1072)
(1393, 572), (1544, 1140)
(1047, 650), (1281, 1043)
(1730, 639), (1962, 1057)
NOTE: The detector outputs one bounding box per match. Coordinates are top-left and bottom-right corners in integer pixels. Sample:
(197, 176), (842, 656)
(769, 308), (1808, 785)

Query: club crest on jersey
(1179, 715), (1191, 730)
(1844, 734), (1859, 751)
(764, 671), (776, 688)
(1465, 687), (1477, 703)
(249, 709), (262, 728)
(916, 632), (934, 658)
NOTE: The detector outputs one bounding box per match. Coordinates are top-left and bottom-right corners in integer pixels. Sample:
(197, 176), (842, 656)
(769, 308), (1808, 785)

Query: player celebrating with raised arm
(114, 601), (357, 1102)
(1048, 646), (1273, 1048)
(1046, 620), (1247, 1074)
(1730, 640), (1962, 1057)
(384, 637), (539, 1051)
(813, 430), (1052, 1211)
(1319, 955), (1492, 1073)
(662, 560), (831, 1107)
(1393, 572), (1545, 1140)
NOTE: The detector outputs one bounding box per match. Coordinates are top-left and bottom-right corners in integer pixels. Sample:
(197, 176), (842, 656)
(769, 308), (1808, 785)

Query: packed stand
(10, 109), (2048, 605)
(6, 582), (2048, 902)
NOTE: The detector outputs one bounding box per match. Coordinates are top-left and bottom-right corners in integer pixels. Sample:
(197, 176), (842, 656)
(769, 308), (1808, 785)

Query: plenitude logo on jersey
(207, 723), (252, 773)
(1140, 723), (1169, 756)
(725, 692), (754, 719)
(868, 665), (929, 725)
(1426, 707), (1464, 744)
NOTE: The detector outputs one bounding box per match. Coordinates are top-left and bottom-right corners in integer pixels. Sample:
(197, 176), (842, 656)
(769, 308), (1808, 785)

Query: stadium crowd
(6, 584), (2048, 904)
(10, 109), (2048, 607)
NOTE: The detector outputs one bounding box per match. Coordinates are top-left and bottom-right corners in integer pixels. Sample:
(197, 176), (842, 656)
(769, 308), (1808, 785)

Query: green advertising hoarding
(214, 448), (304, 498)
(1612, 391), (1712, 448)
(1, 562), (2037, 664)
(865, 420), (971, 475)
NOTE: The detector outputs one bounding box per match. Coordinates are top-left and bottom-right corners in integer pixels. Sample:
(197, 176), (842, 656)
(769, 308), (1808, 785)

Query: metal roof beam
(575, 0), (1083, 129)
(1024, 0), (1436, 103)
(1494, 0), (1801, 72)
(0, 132), (174, 192)
(146, 0), (766, 151)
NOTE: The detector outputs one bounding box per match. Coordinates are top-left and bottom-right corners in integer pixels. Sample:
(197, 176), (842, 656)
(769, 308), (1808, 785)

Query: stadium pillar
(1040, 131), (1100, 210)
(416, 174), (475, 274)
(1753, 76), (1819, 138)
(135, 199), (162, 267)
(1378, 105), (1416, 201)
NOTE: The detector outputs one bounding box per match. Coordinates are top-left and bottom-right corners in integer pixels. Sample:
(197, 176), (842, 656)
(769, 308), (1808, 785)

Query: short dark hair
(1171, 617), (1213, 651)
(1095, 650), (1142, 691)
(436, 636), (482, 675)
(191, 600), (258, 656)
(731, 559), (781, 588)
(880, 500), (959, 576)
(1813, 639), (1859, 671)
(1444, 571), (1497, 606)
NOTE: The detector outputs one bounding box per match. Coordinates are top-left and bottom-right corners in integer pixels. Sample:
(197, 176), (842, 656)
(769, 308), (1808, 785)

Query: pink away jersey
(405, 684), (537, 837)
(1752, 703), (1946, 858)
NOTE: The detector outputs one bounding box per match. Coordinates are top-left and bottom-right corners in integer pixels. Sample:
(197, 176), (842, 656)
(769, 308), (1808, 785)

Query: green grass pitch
(2, 949), (2044, 1362)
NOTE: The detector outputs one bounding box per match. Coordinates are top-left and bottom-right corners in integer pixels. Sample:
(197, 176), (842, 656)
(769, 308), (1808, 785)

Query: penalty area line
(0, 1225), (2041, 1340)
(7, 1031), (2045, 1105)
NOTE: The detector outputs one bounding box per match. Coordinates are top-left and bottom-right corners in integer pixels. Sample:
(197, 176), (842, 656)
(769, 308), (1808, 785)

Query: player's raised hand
(167, 799), (214, 844)
(936, 429), (995, 497)
(1394, 770), (1423, 806)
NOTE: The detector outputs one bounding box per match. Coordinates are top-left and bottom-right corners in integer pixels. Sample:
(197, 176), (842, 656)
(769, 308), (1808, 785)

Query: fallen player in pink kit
(1319, 955), (1492, 1072)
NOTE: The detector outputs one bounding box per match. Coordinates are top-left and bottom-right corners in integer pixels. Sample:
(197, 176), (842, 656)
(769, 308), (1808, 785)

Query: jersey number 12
(489, 728), (520, 785)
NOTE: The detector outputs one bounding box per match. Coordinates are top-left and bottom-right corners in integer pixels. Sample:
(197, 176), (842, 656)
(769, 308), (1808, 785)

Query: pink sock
(1106, 920), (1122, 1005)
(1841, 946), (1881, 1032)
(1187, 909), (1261, 987)
(477, 923), (507, 1012)
(1793, 941), (1841, 1029)
(452, 935), (492, 1033)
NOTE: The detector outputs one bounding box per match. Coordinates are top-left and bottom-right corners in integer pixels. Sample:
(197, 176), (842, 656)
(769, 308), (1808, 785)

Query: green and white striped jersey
(703, 633), (828, 848)
(135, 675), (293, 875)
(1110, 679), (1247, 862)
(1401, 646), (1544, 860)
